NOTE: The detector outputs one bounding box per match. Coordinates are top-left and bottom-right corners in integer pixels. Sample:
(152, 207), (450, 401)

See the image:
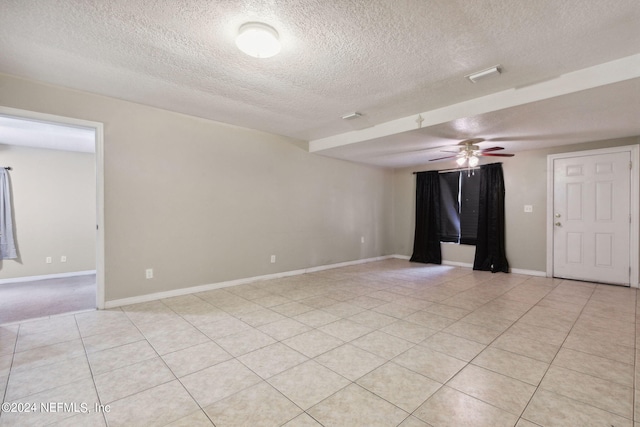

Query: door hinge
(630, 161), (633, 170)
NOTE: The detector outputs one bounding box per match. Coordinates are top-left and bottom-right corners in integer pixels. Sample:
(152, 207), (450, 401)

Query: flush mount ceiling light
(235, 22), (281, 58)
(466, 65), (502, 83)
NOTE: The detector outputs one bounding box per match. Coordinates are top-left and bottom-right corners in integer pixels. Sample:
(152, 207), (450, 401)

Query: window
(439, 170), (482, 245)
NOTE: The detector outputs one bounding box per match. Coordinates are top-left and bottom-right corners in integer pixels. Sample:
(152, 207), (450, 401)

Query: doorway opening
(0, 107), (104, 324)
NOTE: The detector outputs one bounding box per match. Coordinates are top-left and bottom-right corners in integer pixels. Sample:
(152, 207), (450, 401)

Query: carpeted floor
(0, 274), (96, 324)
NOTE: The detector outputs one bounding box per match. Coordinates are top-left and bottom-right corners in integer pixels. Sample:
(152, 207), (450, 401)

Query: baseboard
(388, 254), (473, 266)
(103, 256), (550, 309)
(510, 268), (547, 277)
(443, 261), (546, 277)
(442, 260), (474, 268)
(104, 256), (395, 309)
(305, 255), (392, 273)
(0, 270), (97, 285)
(393, 256), (547, 277)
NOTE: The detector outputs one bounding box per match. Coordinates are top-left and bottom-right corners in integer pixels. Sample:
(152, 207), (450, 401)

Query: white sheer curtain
(0, 168), (17, 259)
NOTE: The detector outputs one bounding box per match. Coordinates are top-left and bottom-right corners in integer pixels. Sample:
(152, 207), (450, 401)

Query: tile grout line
(4, 261), (635, 426)
(75, 312), (110, 427)
(516, 281), (638, 424)
(634, 287), (638, 425)
(416, 275), (561, 424)
(121, 299), (218, 426)
(349, 271), (538, 424)
(512, 278), (597, 425)
(0, 323), (20, 424)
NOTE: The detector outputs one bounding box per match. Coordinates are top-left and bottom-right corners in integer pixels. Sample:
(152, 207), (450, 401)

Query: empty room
(1, 1), (640, 426)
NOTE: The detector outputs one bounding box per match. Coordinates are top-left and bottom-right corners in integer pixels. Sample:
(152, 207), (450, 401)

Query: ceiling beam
(309, 54), (640, 153)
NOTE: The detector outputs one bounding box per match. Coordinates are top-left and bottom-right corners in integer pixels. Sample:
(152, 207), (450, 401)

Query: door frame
(0, 106), (105, 308)
(546, 144), (639, 287)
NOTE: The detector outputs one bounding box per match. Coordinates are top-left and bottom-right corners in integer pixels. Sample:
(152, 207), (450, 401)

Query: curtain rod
(412, 162), (502, 174)
(3, 167), (11, 171)
(412, 166), (480, 175)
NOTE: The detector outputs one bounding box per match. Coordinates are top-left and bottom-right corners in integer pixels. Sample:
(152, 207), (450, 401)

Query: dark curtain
(473, 163), (509, 273)
(439, 172), (460, 243)
(410, 171), (442, 264)
(460, 170), (482, 245)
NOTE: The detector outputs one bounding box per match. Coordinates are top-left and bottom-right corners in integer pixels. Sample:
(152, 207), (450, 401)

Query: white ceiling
(0, 0), (639, 167)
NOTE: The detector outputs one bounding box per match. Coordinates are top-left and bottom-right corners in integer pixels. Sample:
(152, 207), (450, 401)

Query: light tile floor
(0, 259), (638, 426)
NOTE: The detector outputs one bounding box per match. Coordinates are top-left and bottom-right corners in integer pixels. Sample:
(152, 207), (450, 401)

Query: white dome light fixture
(236, 22), (281, 58)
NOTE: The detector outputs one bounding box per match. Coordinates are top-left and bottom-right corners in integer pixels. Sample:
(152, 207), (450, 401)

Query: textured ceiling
(0, 0), (639, 166)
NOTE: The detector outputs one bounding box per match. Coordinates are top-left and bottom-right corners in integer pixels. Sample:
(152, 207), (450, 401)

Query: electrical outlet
(60, 256), (67, 263)
(524, 205), (533, 213)
(270, 255), (276, 264)
(145, 268), (153, 279)
(46, 256), (52, 264)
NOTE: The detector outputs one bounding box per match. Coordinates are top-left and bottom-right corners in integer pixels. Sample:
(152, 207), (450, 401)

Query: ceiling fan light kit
(466, 65), (502, 83)
(455, 152), (480, 167)
(236, 22), (281, 58)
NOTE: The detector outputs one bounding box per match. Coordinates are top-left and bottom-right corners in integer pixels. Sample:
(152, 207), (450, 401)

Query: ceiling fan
(430, 138), (514, 167)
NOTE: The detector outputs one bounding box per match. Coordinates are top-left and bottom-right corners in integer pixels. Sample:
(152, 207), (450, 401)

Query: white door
(553, 151), (631, 285)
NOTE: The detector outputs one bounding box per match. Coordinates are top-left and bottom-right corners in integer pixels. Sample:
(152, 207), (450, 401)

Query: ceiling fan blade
(481, 153), (515, 157)
(430, 155), (459, 161)
(480, 147), (504, 153)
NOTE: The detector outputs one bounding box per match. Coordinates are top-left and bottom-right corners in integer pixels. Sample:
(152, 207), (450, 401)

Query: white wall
(392, 136), (640, 273)
(0, 73), (394, 302)
(0, 144), (96, 279)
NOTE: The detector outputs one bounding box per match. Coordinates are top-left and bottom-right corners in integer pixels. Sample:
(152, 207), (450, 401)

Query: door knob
(555, 222), (562, 226)
(555, 213), (561, 218)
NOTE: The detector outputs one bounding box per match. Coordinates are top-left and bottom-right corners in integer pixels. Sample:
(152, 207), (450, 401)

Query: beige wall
(0, 144), (96, 279)
(0, 74), (394, 301)
(392, 136), (640, 272)
(3, 72), (637, 301)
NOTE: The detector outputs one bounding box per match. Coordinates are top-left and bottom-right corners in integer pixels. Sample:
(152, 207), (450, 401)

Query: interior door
(553, 151), (631, 285)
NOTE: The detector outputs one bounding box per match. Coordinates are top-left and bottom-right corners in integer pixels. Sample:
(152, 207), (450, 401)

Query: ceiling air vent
(341, 112), (362, 120)
(466, 65), (502, 83)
